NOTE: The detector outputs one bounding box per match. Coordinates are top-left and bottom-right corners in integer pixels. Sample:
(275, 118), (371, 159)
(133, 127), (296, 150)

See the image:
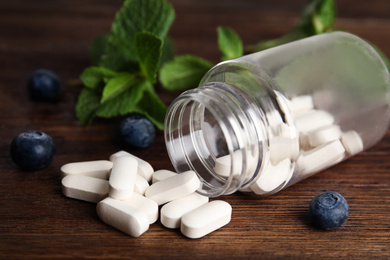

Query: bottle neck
(164, 83), (268, 197)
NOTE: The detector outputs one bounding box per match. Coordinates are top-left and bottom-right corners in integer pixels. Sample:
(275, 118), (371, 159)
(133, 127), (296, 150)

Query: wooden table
(1, 0), (390, 258)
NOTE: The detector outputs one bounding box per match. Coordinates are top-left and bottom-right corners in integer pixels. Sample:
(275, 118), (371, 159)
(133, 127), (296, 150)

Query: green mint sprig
(76, 0), (174, 130)
(76, 0), (245, 128)
(159, 55), (213, 91)
(159, 26), (244, 91)
(77, 0), (390, 130)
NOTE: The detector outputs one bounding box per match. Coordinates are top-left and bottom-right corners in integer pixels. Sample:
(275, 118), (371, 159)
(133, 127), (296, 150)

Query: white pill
(266, 110), (284, 137)
(161, 193), (209, 229)
(299, 133), (311, 151)
(109, 151), (154, 182)
(296, 140), (345, 178)
(341, 130), (364, 156)
(109, 156), (138, 200)
(109, 150), (131, 162)
(214, 153), (240, 177)
(250, 159), (294, 195)
(307, 124), (342, 147)
(60, 160), (113, 179)
(145, 171), (201, 205)
(152, 169), (177, 183)
(97, 197), (149, 237)
(214, 150), (257, 179)
(181, 200), (232, 239)
(134, 175), (149, 195)
(269, 136), (299, 165)
(122, 193), (158, 224)
(61, 175), (109, 203)
(294, 110), (334, 133)
(288, 95), (314, 114)
(278, 122), (297, 139)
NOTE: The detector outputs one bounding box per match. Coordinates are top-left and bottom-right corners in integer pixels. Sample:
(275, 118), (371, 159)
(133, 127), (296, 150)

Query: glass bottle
(164, 32), (390, 197)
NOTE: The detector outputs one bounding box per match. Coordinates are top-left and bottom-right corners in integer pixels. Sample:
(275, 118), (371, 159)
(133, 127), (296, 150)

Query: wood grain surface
(1, 0), (390, 259)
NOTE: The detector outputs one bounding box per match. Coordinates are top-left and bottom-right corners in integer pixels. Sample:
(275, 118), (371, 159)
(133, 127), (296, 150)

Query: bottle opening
(164, 84), (267, 197)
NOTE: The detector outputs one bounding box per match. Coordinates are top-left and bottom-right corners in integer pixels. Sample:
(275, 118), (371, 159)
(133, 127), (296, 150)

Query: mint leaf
(76, 88), (101, 126)
(96, 78), (148, 118)
(217, 26), (243, 61)
(299, 0), (335, 35)
(101, 72), (137, 103)
(80, 66), (118, 91)
(89, 34), (139, 72)
(159, 55), (213, 91)
(108, 0), (175, 62)
(133, 83), (167, 130)
(89, 34), (109, 66)
(97, 52), (140, 72)
(77, 0), (176, 128)
(96, 79), (167, 130)
(245, 0), (336, 53)
(135, 32), (163, 84)
(160, 36), (175, 69)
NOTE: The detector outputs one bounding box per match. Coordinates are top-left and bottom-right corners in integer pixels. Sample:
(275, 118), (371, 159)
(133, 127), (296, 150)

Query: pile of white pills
(60, 94), (365, 237)
(248, 93), (364, 195)
(61, 151), (232, 239)
(211, 94), (364, 195)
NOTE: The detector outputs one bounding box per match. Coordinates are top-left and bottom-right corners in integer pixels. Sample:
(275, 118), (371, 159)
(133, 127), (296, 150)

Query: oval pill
(145, 171), (201, 205)
(307, 124), (342, 147)
(60, 160), (113, 179)
(61, 175), (109, 203)
(109, 156), (138, 200)
(97, 197), (149, 237)
(250, 158), (294, 195)
(269, 136), (299, 165)
(278, 122), (297, 139)
(288, 95), (314, 114)
(214, 153), (241, 177)
(109, 151), (154, 182)
(152, 169), (177, 183)
(266, 110), (284, 137)
(161, 193), (209, 229)
(294, 110), (334, 133)
(109, 150), (131, 162)
(341, 130), (364, 156)
(214, 150), (257, 179)
(134, 175), (149, 195)
(296, 140), (345, 178)
(181, 200), (232, 239)
(122, 193), (159, 224)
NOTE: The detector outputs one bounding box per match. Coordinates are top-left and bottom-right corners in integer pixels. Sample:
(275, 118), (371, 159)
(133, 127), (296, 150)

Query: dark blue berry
(309, 191), (349, 230)
(120, 115), (156, 149)
(27, 69), (61, 102)
(10, 131), (56, 170)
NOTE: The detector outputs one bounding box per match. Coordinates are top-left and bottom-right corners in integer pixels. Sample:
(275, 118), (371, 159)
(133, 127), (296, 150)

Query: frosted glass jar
(164, 32), (390, 197)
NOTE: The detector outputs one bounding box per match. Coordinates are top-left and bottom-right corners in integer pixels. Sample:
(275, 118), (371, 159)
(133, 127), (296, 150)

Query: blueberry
(10, 131), (56, 170)
(120, 115), (156, 149)
(27, 69), (61, 102)
(309, 191), (349, 230)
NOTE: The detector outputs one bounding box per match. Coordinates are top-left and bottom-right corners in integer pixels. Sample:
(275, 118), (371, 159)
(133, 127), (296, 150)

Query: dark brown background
(1, 0), (390, 259)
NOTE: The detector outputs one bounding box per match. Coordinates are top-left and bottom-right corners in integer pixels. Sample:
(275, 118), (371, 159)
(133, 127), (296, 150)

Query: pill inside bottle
(164, 32), (390, 197)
